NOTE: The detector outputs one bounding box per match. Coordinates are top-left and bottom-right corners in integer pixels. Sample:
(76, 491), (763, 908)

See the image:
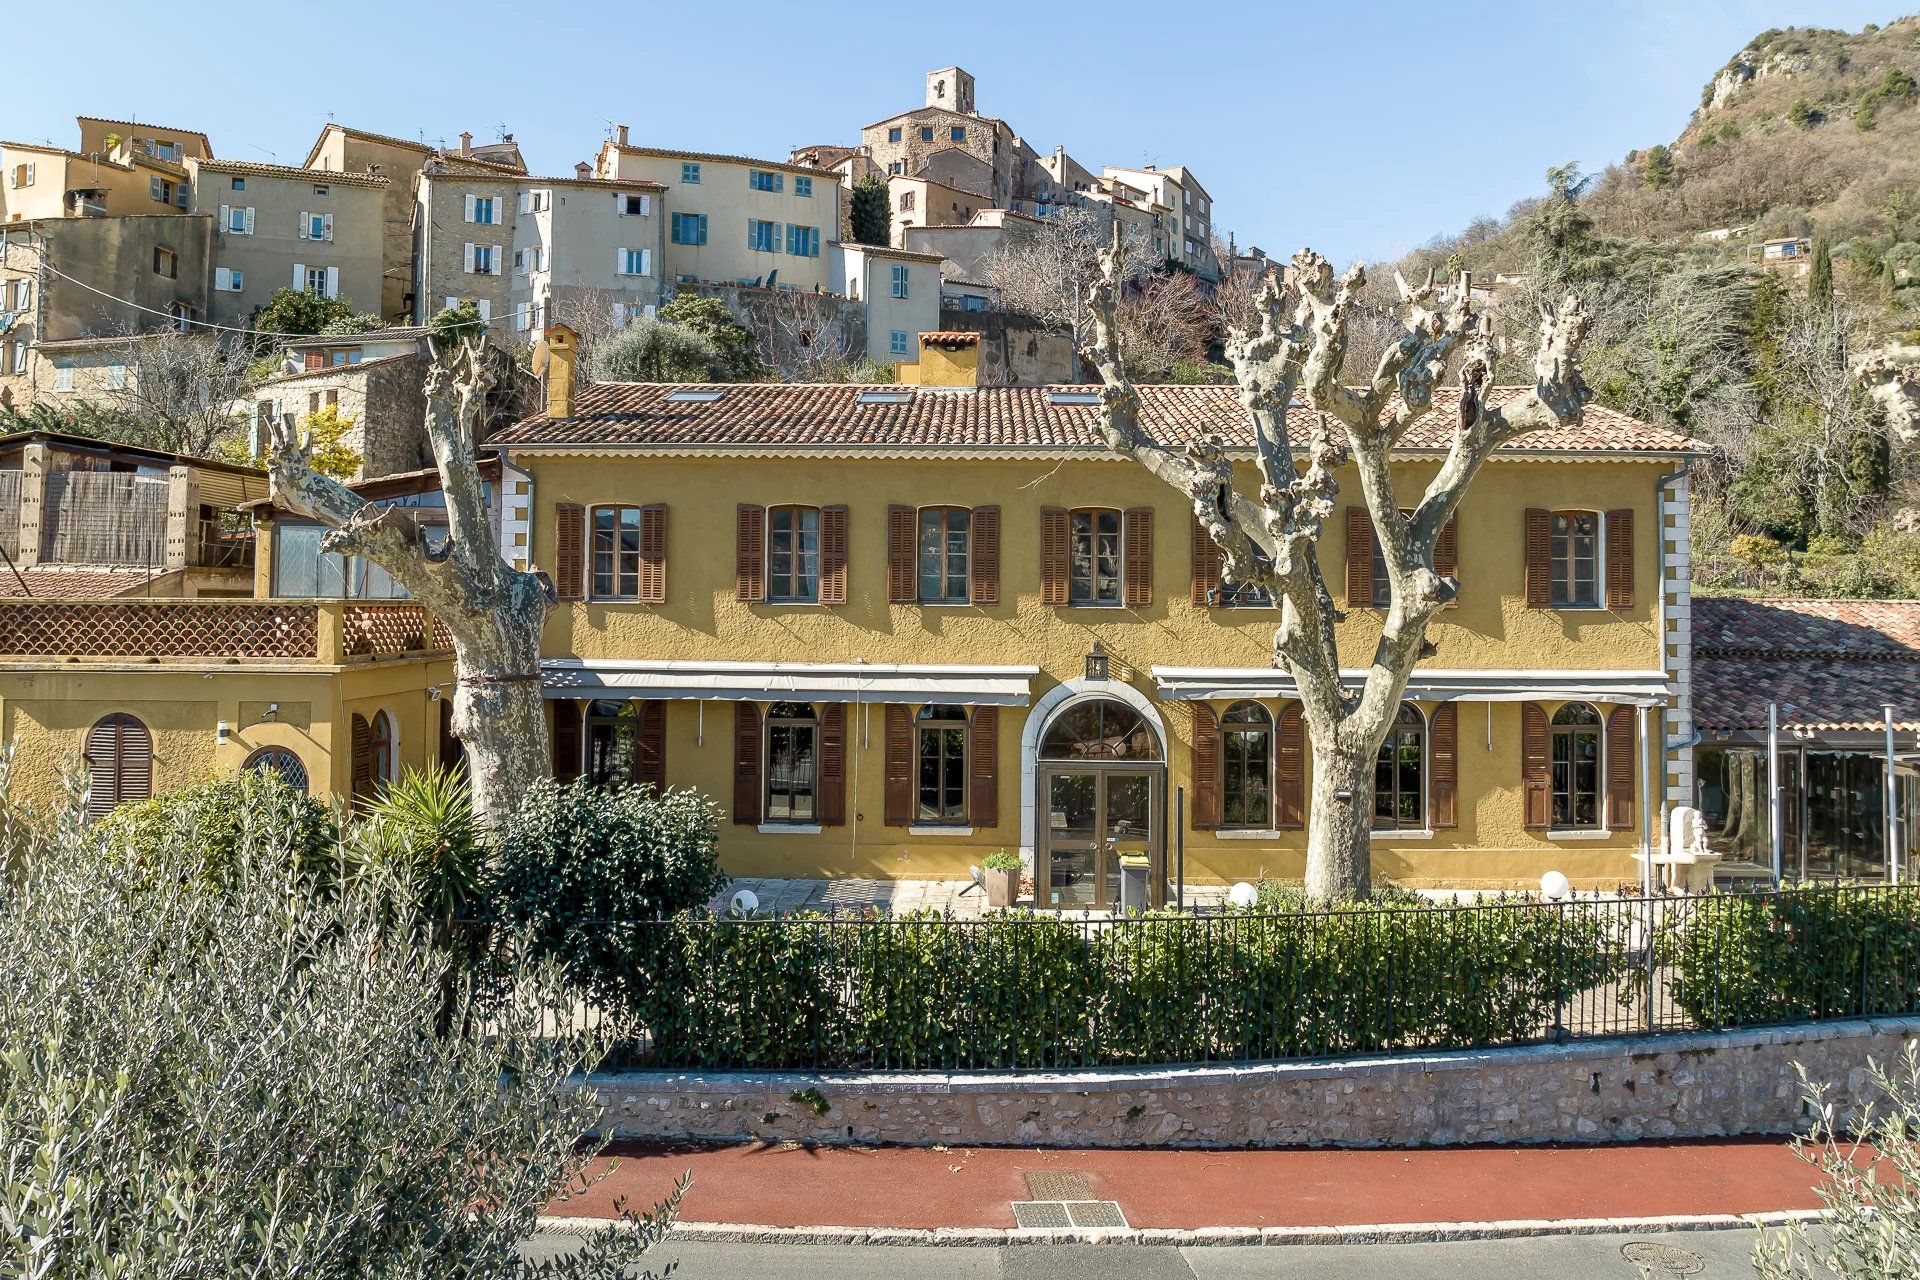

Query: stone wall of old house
(584, 1016), (1919, 1150)
(940, 305), (1075, 384)
(861, 112), (1014, 208)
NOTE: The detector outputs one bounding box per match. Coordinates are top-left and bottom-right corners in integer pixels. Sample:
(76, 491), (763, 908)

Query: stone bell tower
(925, 66), (976, 115)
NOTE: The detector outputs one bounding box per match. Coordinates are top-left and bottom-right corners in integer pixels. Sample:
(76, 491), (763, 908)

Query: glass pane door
(1045, 772), (1097, 907)
(1103, 773), (1152, 907)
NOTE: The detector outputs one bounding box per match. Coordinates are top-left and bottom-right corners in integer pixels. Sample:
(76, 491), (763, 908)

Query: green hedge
(621, 900), (1630, 1071)
(1667, 885), (1920, 1029)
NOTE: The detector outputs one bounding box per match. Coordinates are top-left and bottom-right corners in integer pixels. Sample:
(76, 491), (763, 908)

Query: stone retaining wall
(584, 1016), (1919, 1149)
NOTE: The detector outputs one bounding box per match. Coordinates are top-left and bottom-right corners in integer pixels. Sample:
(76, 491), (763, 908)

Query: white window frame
(54, 363), (74, 393)
(1549, 508), (1606, 611)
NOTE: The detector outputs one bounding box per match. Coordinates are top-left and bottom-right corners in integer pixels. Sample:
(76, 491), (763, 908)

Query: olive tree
(1086, 236), (1592, 899)
(267, 337), (548, 833)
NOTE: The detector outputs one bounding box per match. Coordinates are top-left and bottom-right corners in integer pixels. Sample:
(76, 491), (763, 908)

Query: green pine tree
(1808, 236), (1834, 307)
(850, 176), (890, 247)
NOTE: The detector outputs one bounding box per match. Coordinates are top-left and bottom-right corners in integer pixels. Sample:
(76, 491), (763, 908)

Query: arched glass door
(1038, 698), (1163, 910)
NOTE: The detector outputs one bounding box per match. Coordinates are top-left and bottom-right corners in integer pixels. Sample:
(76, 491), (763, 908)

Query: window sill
(1545, 828), (1613, 841)
(1217, 828), (1287, 840)
(909, 824), (973, 837)
(912, 600), (976, 608)
(1370, 829), (1434, 841)
(758, 822), (822, 835)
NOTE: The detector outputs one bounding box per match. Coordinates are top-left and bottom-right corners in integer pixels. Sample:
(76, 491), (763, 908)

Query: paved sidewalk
(549, 1137), (1827, 1234)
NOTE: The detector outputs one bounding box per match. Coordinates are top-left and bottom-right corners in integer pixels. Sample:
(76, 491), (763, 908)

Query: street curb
(537, 1208), (1826, 1247)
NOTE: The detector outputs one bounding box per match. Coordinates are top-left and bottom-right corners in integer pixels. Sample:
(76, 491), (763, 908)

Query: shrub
(348, 764), (485, 926)
(982, 850), (1021, 872)
(0, 785), (677, 1276)
(97, 769), (338, 887)
(1667, 885), (1920, 1028)
(488, 780), (727, 1018)
(590, 316), (723, 382)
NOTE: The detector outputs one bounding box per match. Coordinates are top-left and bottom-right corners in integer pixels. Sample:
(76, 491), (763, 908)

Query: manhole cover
(1011, 1201), (1130, 1231)
(1024, 1171), (1094, 1200)
(1622, 1242), (1707, 1277)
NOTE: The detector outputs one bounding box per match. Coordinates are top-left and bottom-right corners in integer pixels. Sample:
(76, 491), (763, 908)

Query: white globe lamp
(1539, 870), (1571, 902)
(729, 888), (760, 915)
(1227, 881), (1259, 909)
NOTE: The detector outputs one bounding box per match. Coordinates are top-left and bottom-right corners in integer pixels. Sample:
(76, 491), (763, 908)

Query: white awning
(1151, 666), (1673, 707)
(542, 659), (1040, 705)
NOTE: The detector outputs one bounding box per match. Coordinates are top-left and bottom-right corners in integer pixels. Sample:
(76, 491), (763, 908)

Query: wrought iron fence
(514, 883), (1920, 1073)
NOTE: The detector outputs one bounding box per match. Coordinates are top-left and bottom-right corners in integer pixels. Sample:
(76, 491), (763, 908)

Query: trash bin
(1118, 852), (1150, 915)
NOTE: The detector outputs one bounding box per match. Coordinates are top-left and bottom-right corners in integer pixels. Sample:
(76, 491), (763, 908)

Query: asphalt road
(526, 1226), (1783, 1278)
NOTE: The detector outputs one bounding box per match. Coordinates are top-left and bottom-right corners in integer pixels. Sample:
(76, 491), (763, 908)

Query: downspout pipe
(1653, 459), (1694, 855)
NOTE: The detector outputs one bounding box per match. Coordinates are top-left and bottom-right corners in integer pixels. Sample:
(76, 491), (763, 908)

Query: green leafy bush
(98, 769), (338, 887)
(1, 779), (677, 1276)
(1667, 885), (1920, 1028)
(488, 779), (727, 1018)
(631, 897), (1631, 1071)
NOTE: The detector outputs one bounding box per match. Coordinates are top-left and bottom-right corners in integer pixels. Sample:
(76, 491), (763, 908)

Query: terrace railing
(0, 599), (454, 663)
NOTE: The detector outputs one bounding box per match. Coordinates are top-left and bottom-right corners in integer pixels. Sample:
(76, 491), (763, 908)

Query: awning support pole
(1768, 702), (1783, 885)
(1886, 705), (1900, 884)
(1639, 704), (1652, 897)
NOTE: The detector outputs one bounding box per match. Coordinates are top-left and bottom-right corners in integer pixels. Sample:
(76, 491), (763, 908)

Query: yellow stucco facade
(515, 444), (1684, 891)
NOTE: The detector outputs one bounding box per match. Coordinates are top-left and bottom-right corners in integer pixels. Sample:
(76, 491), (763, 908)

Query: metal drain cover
(1622, 1242), (1707, 1277)
(1024, 1171), (1094, 1200)
(1011, 1201), (1129, 1231)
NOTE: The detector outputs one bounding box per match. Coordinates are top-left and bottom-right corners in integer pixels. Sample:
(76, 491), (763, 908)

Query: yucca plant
(350, 764), (486, 929)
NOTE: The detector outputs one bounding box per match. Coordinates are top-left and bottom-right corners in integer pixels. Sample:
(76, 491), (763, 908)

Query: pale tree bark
(1086, 232), (1591, 899)
(267, 338), (551, 833)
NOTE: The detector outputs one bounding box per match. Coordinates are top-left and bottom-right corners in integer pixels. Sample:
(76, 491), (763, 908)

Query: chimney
(575, 161), (592, 179)
(899, 331), (979, 388)
(543, 325), (579, 418)
(616, 123), (630, 146)
(458, 131), (472, 157)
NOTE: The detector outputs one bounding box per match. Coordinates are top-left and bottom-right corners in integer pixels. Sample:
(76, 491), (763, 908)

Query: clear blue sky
(5, 1), (1901, 263)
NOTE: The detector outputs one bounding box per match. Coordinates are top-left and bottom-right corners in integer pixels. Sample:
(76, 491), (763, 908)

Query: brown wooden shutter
(1430, 702), (1458, 829)
(1434, 512), (1459, 603)
(883, 704), (913, 825)
(1123, 507), (1153, 607)
(1605, 509), (1634, 611)
(735, 505), (766, 602)
(819, 505), (849, 605)
(818, 702), (847, 825)
(1607, 705), (1636, 830)
(732, 702), (762, 824)
(1524, 508), (1551, 608)
(1521, 701), (1550, 830)
(638, 503), (667, 603)
(1040, 507), (1069, 606)
(1274, 702), (1305, 830)
(635, 699), (666, 791)
(1345, 506), (1374, 607)
(85, 713), (151, 820)
(349, 711), (375, 806)
(554, 502), (585, 601)
(969, 505), (1000, 604)
(1190, 702), (1221, 829)
(968, 705), (998, 828)
(551, 700), (581, 785)
(1191, 513), (1223, 606)
(887, 504), (916, 603)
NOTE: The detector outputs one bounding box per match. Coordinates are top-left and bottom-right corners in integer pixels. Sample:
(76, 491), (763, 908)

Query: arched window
(371, 710), (396, 784)
(1040, 699), (1161, 762)
(1221, 701), (1273, 829)
(243, 746), (309, 794)
(766, 702), (818, 821)
(1551, 702), (1603, 829)
(916, 705), (968, 824)
(1374, 703), (1426, 831)
(84, 712), (151, 819)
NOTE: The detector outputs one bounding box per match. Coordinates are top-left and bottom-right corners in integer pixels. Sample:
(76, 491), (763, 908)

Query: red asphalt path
(549, 1138), (1828, 1230)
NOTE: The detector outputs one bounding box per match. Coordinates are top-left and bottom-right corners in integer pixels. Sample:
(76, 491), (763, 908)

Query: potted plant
(981, 850), (1021, 908)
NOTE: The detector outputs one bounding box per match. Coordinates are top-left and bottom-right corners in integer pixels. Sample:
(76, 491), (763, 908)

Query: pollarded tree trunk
(267, 337), (551, 834)
(1086, 231), (1592, 899)
(1858, 343), (1920, 442)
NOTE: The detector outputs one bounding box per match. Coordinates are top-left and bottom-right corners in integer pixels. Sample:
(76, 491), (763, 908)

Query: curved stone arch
(1018, 679), (1168, 860)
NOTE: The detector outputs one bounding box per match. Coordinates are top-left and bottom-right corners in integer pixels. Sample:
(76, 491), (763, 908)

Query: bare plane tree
(982, 207), (1154, 381)
(100, 327), (258, 458)
(1086, 235), (1592, 899)
(756, 289), (860, 380)
(267, 339), (550, 833)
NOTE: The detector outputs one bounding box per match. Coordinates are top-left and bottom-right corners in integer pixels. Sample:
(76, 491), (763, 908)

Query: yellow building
(491, 330), (1700, 897)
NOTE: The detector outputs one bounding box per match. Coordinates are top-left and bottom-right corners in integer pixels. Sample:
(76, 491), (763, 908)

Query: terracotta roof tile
(0, 568), (169, 599)
(191, 157), (388, 188)
(1693, 597), (1920, 731)
(494, 383), (1701, 457)
(602, 142), (834, 178)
